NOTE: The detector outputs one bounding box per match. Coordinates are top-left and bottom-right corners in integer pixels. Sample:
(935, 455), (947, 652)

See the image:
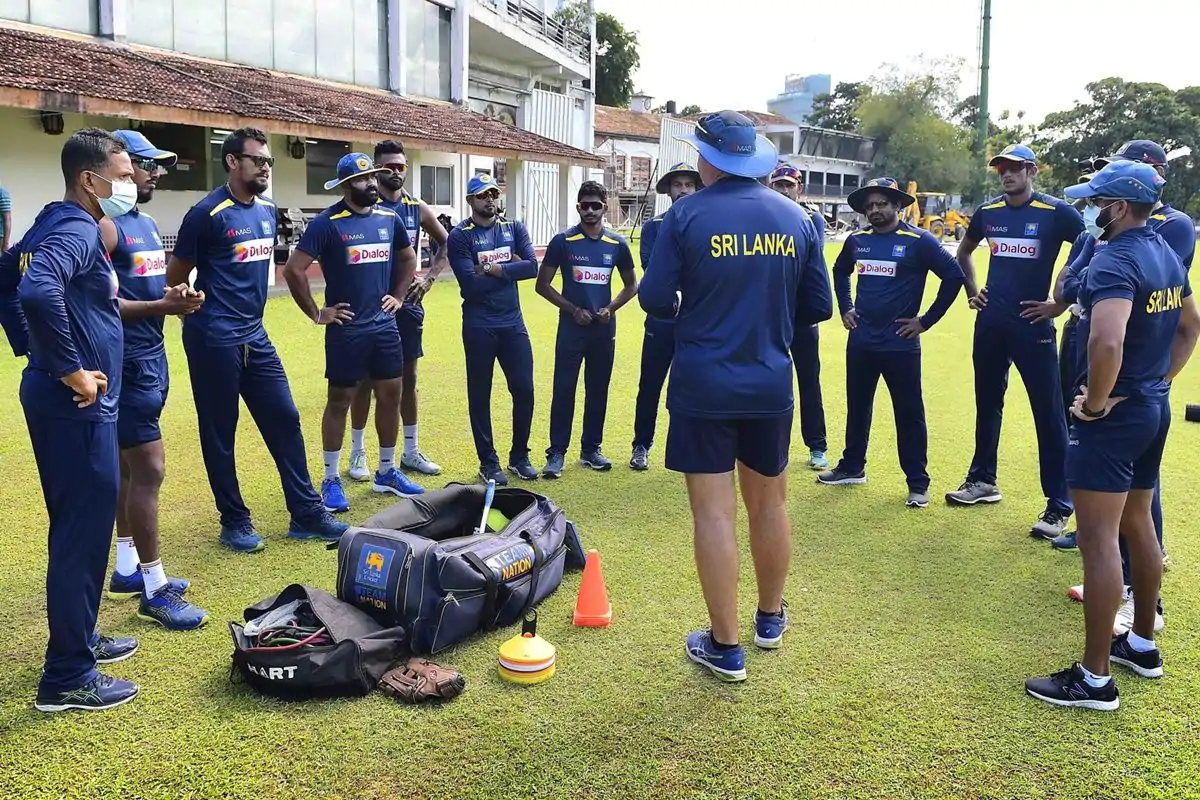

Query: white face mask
(89, 173), (138, 218)
(1082, 204), (1102, 238)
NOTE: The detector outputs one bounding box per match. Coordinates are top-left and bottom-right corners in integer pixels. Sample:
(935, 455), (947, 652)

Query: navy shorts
(325, 328), (404, 388)
(117, 352), (169, 450)
(1067, 396), (1170, 493)
(396, 303), (424, 363)
(665, 412), (793, 477)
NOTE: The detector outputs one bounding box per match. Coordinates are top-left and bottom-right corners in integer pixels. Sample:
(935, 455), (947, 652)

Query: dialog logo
(348, 244), (392, 264)
(233, 238), (274, 263)
(573, 265), (613, 285)
(478, 246), (512, 265)
(132, 249), (167, 277)
(856, 259), (898, 277)
(989, 238), (1040, 259)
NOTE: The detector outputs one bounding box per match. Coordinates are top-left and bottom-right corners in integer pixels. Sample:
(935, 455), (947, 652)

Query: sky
(591, 0), (1200, 124)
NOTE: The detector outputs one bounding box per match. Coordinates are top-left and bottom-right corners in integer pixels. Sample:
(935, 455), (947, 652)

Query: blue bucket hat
(847, 177), (916, 214)
(323, 152), (391, 191)
(1093, 139), (1168, 171)
(1064, 161), (1165, 204)
(655, 162), (702, 194)
(989, 143), (1037, 167)
(676, 111), (778, 179)
(466, 172), (500, 197)
(111, 129), (177, 167)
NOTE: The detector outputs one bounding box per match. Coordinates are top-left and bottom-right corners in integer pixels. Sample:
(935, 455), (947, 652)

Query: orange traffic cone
(573, 548), (612, 627)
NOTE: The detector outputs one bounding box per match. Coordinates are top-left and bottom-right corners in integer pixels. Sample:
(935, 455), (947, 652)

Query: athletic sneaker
(137, 587), (209, 631)
(1068, 584), (1085, 602)
(1025, 663), (1119, 711)
(1112, 595), (1165, 637)
(91, 634), (139, 664)
(1109, 631), (1164, 678)
(347, 450), (370, 481)
(906, 490), (930, 509)
(580, 450), (612, 471)
(219, 522), (265, 554)
(1050, 532), (1078, 551)
(35, 674), (139, 713)
(106, 570), (190, 600)
(372, 467), (425, 497)
(685, 630), (747, 682)
(1031, 509), (1070, 540)
(508, 458), (539, 481)
(808, 450), (829, 470)
(945, 481), (1002, 505)
(322, 476), (350, 513)
(287, 511), (349, 542)
(479, 463), (509, 486)
(816, 467), (866, 485)
(543, 452), (565, 479)
(629, 445), (649, 471)
(753, 602), (789, 649)
(401, 450), (442, 476)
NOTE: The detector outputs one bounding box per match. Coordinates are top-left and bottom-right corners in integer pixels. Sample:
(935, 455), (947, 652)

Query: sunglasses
(232, 153), (275, 168)
(473, 189), (500, 200)
(378, 163), (407, 174)
(133, 157), (161, 173)
(578, 201), (605, 212)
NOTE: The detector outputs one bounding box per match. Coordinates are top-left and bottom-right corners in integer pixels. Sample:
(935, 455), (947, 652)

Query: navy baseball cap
(323, 152), (390, 191)
(111, 129), (177, 167)
(1093, 139), (1168, 171)
(466, 172), (500, 197)
(1064, 161), (1165, 204)
(847, 177), (916, 214)
(676, 111), (778, 179)
(655, 162), (702, 194)
(989, 143), (1037, 166)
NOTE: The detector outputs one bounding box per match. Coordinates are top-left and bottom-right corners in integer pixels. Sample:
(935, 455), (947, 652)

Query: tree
(806, 82), (871, 131)
(652, 102), (702, 116)
(593, 12), (640, 109)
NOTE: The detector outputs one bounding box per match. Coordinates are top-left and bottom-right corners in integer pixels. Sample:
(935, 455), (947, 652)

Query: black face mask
(1096, 201), (1121, 240)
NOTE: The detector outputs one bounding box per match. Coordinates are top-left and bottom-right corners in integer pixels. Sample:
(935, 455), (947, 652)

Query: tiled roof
(0, 25), (600, 165)
(594, 104), (661, 141)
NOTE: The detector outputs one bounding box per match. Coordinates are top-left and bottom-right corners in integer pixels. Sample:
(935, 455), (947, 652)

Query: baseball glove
(379, 657), (466, 704)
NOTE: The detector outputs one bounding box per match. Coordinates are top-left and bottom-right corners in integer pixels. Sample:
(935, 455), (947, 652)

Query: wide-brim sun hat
(675, 110), (778, 180)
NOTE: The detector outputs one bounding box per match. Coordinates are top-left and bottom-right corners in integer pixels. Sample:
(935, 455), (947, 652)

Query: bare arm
(283, 248), (321, 322)
(1, 211), (11, 252)
(606, 265), (638, 315)
(418, 201), (450, 281)
(956, 235), (981, 300)
(392, 244), (417, 301)
(1167, 294), (1200, 382)
(165, 255), (194, 288)
(1084, 297), (1132, 406)
(534, 260), (576, 314)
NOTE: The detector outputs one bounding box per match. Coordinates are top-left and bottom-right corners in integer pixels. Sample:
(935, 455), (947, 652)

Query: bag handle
(463, 552), (500, 631)
(517, 531), (545, 618)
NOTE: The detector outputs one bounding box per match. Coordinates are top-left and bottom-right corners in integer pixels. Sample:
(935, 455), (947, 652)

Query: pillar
(557, 161), (571, 233)
(99, 0), (127, 41)
(450, 0), (470, 105)
(508, 158), (526, 223)
(387, 0), (406, 95)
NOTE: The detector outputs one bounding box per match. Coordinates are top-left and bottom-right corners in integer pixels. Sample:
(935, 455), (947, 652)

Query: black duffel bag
(334, 483), (586, 654)
(229, 584), (407, 700)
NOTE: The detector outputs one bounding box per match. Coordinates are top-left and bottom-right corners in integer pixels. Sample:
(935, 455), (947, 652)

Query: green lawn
(1, 245), (1199, 800)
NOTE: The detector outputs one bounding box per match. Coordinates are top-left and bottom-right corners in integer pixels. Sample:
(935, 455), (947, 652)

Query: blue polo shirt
(543, 225), (635, 324)
(0, 201), (123, 421)
(446, 217), (538, 328)
(173, 185), (278, 346)
(967, 191), (1085, 325)
(1080, 226), (1190, 398)
(297, 201), (410, 336)
(638, 176), (833, 418)
(833, 222), (964, 351)
(111, 207), (168, 360)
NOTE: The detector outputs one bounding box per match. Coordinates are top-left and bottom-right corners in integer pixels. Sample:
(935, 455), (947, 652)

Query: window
(0, 0), (96, 33)
(493, 159), (508, 187)
(404, 0), (452, 100)
(630, 157), (651, 191)
(306, 140), (351, 195)
(137, 123), (209, 192)
(420, 165), (453, 206)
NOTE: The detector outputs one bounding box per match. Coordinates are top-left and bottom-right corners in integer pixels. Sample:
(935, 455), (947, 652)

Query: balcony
(471, 0), (590, 80)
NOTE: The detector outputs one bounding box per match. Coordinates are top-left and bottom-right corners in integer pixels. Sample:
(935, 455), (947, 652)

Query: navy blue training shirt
(639, 176), (833, 418)
(446, 217), (537, 328)
(112, 207), (168, 360)
(0, 201), (123, 421)
(640, 215), (675, 329)
(967, 191), (1085, 325)
(833, 222), (964, 352)
(173, 185), (278, 346)
(1081, 226), (1190, 398)
(379, 193), (426, 312)
(297, 201), (410, 336)
(542, 225), (635, 323)
(1151, 204), (1195, 269)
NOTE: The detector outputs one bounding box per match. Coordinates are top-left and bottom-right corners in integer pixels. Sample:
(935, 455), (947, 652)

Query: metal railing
(479, 0), (591, 63)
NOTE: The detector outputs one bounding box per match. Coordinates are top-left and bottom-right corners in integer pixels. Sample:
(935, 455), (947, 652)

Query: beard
(137, 187), (154, 204)
(379, 173), (404, 192)
(247, 175), (269, 196)
(349, 185), (379, 207)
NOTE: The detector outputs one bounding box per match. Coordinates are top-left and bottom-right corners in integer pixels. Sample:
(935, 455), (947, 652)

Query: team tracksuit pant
(631, 317), (674, 451)
(549, 321), (615, 456)
(791, 323), (827, 452)
(462, 323), (535, 467)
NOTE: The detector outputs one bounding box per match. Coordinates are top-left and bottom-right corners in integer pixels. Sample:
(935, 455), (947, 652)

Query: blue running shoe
(809, 450), (830, 470)
(542, 452), (565, 479)
(754, 601), (789, 649)
(580, 450), (612, 471)
(1051, 532), (1078, 551)
(322, 476), (351, 513)
(219, 522), (265, 553)
(91, 633), (139, 664)
(106, 570), (190, 600)
(685, 630), (746, 682)
(508, 457), (539, 481)
(479, 463), (510, 486)
(35, 673), (139, 713)
(137, 587), (210, 631)
(288, 511), (349, 542)
(372, 467), (425, 497)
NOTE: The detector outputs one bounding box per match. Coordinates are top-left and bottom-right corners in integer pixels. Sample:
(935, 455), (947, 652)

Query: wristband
(1080, 403), (1105, 418)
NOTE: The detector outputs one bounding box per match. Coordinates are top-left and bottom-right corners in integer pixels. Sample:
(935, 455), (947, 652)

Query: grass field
(2, 244), (1199, 800)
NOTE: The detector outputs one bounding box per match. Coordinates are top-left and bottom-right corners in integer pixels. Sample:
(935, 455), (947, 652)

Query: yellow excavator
(900, 181), (971, 240)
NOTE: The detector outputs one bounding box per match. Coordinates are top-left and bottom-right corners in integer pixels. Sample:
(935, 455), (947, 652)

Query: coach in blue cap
(640, 110), (832, 683)
(1025, 160), (1200, 711)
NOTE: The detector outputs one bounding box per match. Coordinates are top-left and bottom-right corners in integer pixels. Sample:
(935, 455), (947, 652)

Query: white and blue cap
(1064, 161), (1165, 204)
(676, 110), (778, 179)
(323, 152), (391, 191)
(111, 129), (177, 167)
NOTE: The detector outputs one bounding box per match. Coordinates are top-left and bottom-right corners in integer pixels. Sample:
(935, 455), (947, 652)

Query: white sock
(1127, 630), (1157, 652)
(140, 559), (168, 598)
(404, 425), (419, 457)
(323, 450), (341, 480)
(350, 428), (366, 453)
(1079, 663), (1112, 687)
(379, 447), (396, 475)
(115, 537), (139, 576)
